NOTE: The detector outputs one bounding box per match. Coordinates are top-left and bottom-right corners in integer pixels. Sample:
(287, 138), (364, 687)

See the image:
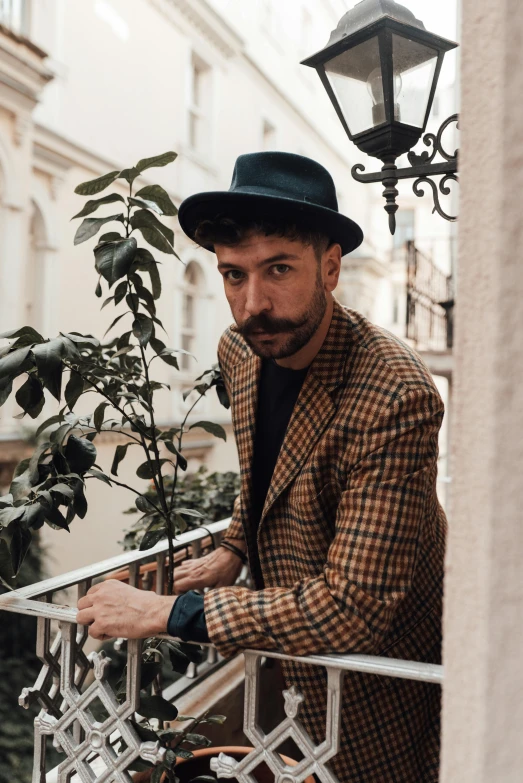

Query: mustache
(238, 312), (307, 337)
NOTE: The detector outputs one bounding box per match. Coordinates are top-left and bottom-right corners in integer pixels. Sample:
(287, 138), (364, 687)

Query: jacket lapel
(227, 300), (354, 545)
(229, 352), (261, 551)
(260, 300), (352, 522)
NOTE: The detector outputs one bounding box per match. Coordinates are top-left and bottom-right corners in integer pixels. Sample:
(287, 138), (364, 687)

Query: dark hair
(193, 215), (330, 261)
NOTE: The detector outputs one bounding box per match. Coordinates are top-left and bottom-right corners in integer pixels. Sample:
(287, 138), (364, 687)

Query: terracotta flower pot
(132, 745), (315, 783)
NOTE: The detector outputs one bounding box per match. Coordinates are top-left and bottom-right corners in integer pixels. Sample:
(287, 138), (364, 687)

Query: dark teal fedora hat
(178, 151), (364, 256)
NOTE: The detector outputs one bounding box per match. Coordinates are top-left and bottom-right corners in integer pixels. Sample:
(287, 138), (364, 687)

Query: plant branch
(84, 474), (163, 516)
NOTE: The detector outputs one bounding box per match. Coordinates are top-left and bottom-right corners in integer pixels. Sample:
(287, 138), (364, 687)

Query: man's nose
(244, 281), (271, 318)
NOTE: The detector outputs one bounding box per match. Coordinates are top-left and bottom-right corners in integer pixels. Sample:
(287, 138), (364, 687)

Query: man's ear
(322, 243), (342, 293)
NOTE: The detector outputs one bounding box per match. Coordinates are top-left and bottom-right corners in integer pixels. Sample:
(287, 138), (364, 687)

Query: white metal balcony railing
(0, 0), (29, 36)
(0, 518), (444, 783)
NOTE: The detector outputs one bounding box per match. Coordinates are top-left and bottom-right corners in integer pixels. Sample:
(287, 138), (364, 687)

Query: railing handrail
(0, 517), (231, 602)
(250, 649), (443, 684)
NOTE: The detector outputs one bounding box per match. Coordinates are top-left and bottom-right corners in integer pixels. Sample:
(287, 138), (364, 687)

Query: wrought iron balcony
(0, 518), (443, 782)
(406, 240), (454, 352)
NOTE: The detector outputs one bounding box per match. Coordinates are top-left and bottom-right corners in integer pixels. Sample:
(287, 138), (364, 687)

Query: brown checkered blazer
(204, 300), (446, 783)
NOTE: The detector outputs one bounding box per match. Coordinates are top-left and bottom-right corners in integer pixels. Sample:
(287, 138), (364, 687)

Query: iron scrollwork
(352, 114), (459, 233)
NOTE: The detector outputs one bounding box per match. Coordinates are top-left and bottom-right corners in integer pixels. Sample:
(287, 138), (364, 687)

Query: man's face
(216, 232), (337, 360)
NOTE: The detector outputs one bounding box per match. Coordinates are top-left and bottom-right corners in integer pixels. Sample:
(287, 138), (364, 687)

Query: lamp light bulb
(366, 68), (402, 124)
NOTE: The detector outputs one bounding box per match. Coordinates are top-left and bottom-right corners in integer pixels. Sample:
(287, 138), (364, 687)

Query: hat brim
(178, 190), (364, 257)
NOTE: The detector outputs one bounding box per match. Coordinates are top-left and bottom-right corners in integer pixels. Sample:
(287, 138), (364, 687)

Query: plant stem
(169, 393), (204, 514)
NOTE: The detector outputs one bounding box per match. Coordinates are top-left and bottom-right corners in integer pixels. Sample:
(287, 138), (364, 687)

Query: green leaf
(174, 748), (194, 760)
(0, 346), (32, 382)
(43, 503), (70, 531)
(189, 421), (227, 442)
(64, 435), (97, 474)
(0, 326), (43, 342)
(148, 261), (162, 299)
(93, 402), (109, 432)
(138, 695), (178, 721)
(183, 733), (212, 747)
(132, 314), (153, 347)
(104, 312), (128, 337)
(135, 495), (156, 513)
(135, 184), (178, 216)
(135, 151), (177, 173)
(164, 441), (187, 471)
(204, 714), (226, 725)
(95, 278), (102, 298)
(73, 481), (88, 519)
(75, 171), (120, 196)
(151, 766), (164, 783)
(99, 231), (123, 243)
(139, 527), (166, 550)
(94, 237), (137, 286)
(131, 210), (175, 255)
(128, 196), (163, 215)
(74, 214), (124, 246)
(60, 332), (100, 348)
(136, 459), (169, 480)
(119, 167), (140, 184)
(72, 193), (125, 219)
(114, 280), (128, 305)
(8, 521), (32, 576)
(130, 719), (161, 743)
(140, 661), (162, 690)
(87, 469), (112, 486)
(111, 443), (131, 476)
(15, 375), (45, 418)
(50, 483), (75, 501)
(175, 508), (204, 519)
(157, 353), (179, 370)
(65, 370), (84, 410)
(32, 341), (64, 401)
(35, 413), (65, 438)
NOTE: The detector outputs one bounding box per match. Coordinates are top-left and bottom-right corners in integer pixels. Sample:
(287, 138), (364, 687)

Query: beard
(236, 276), (327, 360)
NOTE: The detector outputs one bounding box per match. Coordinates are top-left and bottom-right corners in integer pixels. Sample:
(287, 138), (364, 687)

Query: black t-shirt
(249, 359), (309, 585)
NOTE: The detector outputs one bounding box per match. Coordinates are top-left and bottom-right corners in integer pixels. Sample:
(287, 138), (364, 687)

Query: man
(78, 152), (446, 782)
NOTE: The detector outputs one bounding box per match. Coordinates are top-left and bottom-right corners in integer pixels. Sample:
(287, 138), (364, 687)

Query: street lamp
(302, 0), (459, 233)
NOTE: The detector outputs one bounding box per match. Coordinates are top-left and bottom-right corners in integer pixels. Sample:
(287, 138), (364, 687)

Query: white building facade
(0, 0), (455, 573)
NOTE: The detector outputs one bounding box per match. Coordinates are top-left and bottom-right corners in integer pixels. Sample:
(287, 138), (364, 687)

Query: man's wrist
(151, 595), (178, 635)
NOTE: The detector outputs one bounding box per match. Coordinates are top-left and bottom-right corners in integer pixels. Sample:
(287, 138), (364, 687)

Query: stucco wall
(441, 0), (523, 779)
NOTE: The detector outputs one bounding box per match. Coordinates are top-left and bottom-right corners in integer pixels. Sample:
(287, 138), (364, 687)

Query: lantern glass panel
(324, 36), (384, 136)
(392, 34), (438, 128)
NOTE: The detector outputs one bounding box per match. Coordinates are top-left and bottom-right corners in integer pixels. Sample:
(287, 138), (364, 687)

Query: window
(393, 209), (415, 249)
(180, 261), (201, 372)
(188, 53), (211, 155)
(25, 201), (46, 331)
(261, 119), (276, 151)
(0, 0), (30, 36)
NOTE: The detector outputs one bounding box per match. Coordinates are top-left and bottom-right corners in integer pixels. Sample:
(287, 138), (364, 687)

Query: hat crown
(229, 151), (339, 213)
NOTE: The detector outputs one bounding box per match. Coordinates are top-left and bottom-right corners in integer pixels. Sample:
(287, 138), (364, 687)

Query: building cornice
(148, 0), (244, 59)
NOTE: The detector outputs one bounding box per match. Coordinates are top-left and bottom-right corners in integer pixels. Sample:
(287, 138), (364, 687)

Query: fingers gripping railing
(0, 519), (230, 783)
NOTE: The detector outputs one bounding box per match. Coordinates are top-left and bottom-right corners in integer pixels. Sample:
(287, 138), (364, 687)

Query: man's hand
(77, 580), (175, 641)
(173, 545), (244, 594)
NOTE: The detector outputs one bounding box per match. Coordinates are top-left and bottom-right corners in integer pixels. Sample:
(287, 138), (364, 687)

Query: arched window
(25, 200), (47, 332)
(180, 261), (202, 372)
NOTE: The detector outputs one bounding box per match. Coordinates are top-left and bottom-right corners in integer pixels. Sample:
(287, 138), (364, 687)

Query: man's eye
(273, 264), (290, 275)
(225, 270), (244, 282)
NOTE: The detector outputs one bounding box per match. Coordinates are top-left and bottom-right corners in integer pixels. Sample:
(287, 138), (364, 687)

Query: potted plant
(0, 152), (233, 780)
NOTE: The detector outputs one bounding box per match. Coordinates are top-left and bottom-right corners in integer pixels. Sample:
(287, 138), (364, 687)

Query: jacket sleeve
(204, 386), (444, 659)
(221, 494), (245, 545)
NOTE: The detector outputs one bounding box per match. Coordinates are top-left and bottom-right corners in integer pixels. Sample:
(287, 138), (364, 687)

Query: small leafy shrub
(122, 467), (241, 551)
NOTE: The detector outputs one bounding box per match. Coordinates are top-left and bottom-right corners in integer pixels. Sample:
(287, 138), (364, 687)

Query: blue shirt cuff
(166, 591), (210, 644)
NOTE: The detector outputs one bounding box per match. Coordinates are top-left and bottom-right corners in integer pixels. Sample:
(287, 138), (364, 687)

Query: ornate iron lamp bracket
(352, 114), (459, 233)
